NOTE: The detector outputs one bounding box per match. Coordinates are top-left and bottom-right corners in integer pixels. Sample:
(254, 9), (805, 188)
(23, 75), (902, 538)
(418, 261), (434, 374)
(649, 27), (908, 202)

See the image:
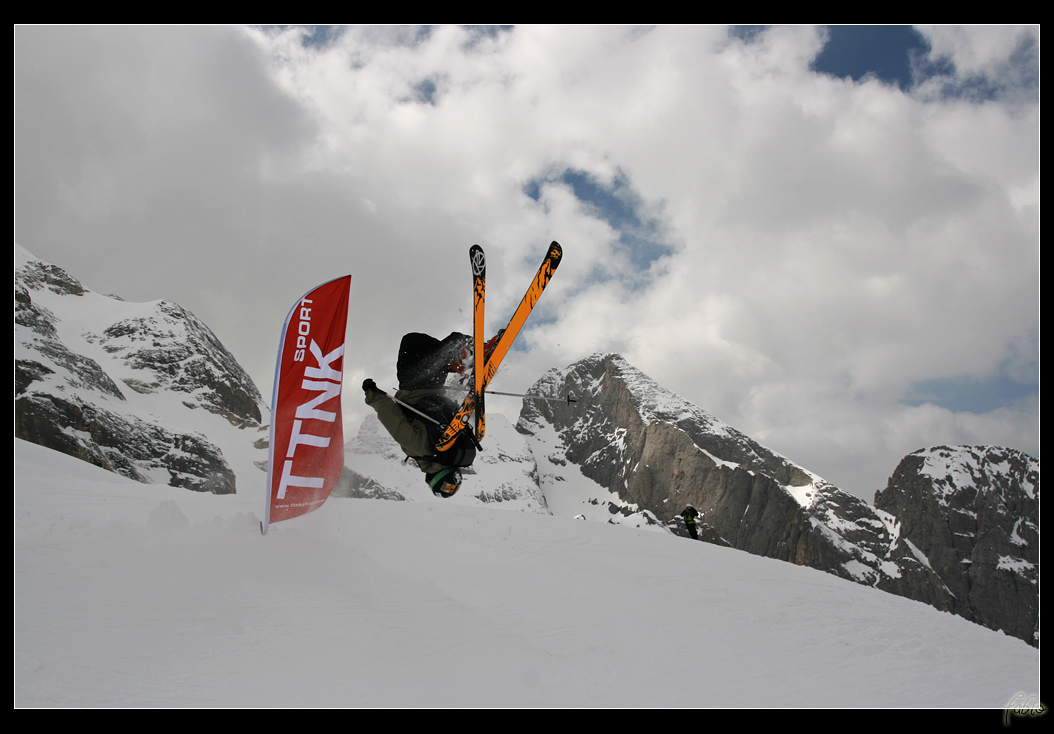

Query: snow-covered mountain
(15, 245), (268, 493)
(876, 445), (1039, 646)
(515, 354), (1039, 646)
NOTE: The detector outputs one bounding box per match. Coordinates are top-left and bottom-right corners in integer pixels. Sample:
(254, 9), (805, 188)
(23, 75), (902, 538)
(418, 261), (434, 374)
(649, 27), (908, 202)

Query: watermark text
(1004, 692), (1046, 727)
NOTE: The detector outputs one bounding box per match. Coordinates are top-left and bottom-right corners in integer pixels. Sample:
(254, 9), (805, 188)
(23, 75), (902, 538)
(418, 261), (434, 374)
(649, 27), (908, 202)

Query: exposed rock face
(519, 355), (873, 569)
(517, 354), (1036, 645)
(521, 356), (841, 554)
(15, 246), (267, 493)
(16, 390), (238, 493)
(875, 446), (1039, 646)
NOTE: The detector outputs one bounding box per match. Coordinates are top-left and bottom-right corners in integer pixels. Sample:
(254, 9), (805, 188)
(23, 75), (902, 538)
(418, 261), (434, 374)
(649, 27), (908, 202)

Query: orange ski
(435, 241), (563, 452)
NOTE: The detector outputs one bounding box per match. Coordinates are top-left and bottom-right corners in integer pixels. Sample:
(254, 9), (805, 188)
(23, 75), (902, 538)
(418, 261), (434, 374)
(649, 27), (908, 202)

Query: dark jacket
(366, 331), (471, 474)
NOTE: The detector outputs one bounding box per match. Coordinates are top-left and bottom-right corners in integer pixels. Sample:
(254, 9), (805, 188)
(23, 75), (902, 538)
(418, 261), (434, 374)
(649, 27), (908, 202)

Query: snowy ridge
(607, 354), (736, 440)
(16, 244), (268, 493)
(916, 445), (1039, 504)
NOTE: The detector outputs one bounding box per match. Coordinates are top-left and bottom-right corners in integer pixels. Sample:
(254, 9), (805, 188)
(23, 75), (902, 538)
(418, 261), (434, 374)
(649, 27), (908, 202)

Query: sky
(14, 25), (1039, 502)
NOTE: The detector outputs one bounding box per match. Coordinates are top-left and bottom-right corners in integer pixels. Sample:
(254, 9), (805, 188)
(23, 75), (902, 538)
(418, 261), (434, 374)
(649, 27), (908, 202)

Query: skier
(364, 241), (561, 498)
(362, 331), (496, 498)
(681, 504), (700, 540)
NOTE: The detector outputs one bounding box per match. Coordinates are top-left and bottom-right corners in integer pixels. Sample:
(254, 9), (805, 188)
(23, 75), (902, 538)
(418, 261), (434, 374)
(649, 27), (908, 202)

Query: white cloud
(16, 25), (1037, 501)
(918, 25), (1037, 78)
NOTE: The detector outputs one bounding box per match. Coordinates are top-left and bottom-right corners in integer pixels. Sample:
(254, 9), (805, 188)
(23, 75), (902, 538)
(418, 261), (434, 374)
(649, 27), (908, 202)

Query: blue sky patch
(412, 77), (440, 106)
(731, 25), (1037, 103)
(811, 26), (928, 91)
(459, 25), (513, 51)
(524, 168), (673, 285)
(298, 25), (345, 49)
(903, 371), (1038, 414)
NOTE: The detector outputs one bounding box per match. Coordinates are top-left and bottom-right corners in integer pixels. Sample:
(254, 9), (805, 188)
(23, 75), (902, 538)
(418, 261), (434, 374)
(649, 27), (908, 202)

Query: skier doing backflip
(363, 241), (563, 499)
(362, 331), (489, 498)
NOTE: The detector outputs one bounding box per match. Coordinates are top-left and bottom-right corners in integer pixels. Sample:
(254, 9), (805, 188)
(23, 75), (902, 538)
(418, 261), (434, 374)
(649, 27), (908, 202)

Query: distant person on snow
(362, 331), (498, 498)
(681, 504), (700, 540)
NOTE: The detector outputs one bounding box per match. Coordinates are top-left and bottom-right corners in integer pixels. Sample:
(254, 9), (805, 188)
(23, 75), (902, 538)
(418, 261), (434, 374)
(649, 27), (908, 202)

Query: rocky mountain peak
(15, 245), (267, 494)
(517, 353), (833, 523)
(17, 255), (87, 297)
(875, 445), (1039, 645)
(96, 297), (263, 425)
(520, 353), (816, 494)
(518, 353), (1038, 646)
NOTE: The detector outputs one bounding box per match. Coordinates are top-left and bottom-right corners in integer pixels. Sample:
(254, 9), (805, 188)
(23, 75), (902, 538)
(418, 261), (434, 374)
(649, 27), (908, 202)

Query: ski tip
(470, 244), (486, 276)
(548, 241), (563, 262)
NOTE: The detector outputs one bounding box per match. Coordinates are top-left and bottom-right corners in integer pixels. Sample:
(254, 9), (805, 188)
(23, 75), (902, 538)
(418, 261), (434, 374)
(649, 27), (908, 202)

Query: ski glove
(362, 378), (383, 402)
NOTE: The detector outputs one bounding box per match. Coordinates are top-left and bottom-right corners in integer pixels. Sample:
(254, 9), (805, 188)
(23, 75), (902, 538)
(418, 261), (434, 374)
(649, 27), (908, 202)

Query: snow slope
(16, 439), (1038, 707)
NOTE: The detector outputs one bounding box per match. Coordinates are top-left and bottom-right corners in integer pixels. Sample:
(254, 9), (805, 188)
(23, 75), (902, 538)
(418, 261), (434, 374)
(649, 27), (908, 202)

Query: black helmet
(427, 467), (462, 498)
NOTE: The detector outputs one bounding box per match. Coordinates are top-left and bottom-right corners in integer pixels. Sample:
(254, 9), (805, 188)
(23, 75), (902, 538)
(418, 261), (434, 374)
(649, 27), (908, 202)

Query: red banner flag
(263, 275), (351, 532)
